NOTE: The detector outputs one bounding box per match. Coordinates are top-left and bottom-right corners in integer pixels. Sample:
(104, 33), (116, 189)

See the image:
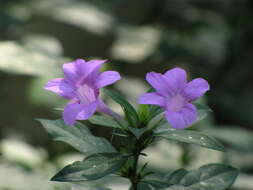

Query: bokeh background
(0, 0), (253, 189)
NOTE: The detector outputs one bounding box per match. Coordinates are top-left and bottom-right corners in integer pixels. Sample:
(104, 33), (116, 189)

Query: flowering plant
(38, 59), (238, 190)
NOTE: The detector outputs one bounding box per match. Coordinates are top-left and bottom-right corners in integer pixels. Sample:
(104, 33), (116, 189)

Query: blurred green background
(0, 0), (253, 189)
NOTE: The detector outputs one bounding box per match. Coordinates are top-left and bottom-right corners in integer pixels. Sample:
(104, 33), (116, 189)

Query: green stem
(128, 128), (152, 189)
(130, 153), (140, 190)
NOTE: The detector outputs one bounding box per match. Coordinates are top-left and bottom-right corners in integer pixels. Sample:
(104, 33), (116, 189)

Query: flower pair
(45, 59), (209, 129)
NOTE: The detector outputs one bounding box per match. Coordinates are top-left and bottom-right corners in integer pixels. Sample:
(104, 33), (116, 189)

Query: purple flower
(138, 68), (209, 129)
(44, 59), (121, 125)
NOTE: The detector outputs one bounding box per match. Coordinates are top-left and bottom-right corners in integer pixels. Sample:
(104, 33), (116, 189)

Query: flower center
(167, 93), (185, 112)
(76, 84), (96, 105)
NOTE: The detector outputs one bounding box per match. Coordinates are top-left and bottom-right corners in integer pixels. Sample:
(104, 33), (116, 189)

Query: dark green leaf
(128, 127), (146, 138)
(37, 119), (115, 154)
(104, 89), (140, 127)
(164, 169), (189, 185)
(89, 115), (121, 129)
(149, 105), (163, 119)
(155, 129), (225, 152)
(141, 179), (171, 188)
(164, 164), (238, 190)
(129, 183), (156, 190)
(51, 153), (128, 182)
(163, 185), (184, 190)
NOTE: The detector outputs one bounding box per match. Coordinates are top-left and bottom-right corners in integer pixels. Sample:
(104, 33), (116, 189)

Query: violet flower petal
(82, 60), (107, 84)
(45, 58), (121, 125)
(63, 59), (85, 84)
(63, 103), (85, 125)
(44, 78), (75, 99)
(183, 78), (210, 101)
(138, 92), (165, 107)
(76, 84), (97, 105)
(76, 101), (98, 120)
(165, 103), (197, 129)
(82, 59), (106, 76)
(146, 72), (173, 96)
(96, 71), (121, 88)
(164, 67), (187, 92)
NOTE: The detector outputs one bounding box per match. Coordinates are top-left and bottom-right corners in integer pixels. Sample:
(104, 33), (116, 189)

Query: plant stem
(130, 152), (140, 190)
(128, 130), (152, 189)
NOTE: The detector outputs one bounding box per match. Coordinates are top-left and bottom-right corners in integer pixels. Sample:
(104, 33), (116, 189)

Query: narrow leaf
(37, 119), (115, 154)
(104, 89), (140, 127)
(155, 130), (225, 152)
(138, 104), (150, 124)
(148, 105), (163, 119)
(128, 127), (146, 138)
(89, 115), (121, 128)
(51, 153), (128, 182)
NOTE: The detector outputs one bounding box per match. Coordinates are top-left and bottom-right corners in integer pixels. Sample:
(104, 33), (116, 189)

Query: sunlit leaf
(23, 35), (63, 56)
(111, 26), (161, 63)
(33, 1), (115, 35)
(0, 41), (68, 76)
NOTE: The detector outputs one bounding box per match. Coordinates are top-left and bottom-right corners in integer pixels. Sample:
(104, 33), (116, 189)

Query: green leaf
(148, 105), (163, 119)
(141, 179), (171, 189)
(37, 119), (115, 154)
(128, 127), (147, 138)
(104, 89), (140, 127)
(138, 104), (150, 124)
(164, 169), (189, 185)
(146, 113), (166, 132)
(51, 153), (128, 182)
(164, 185), (184, 190)
(136, 170), (187, 189)
(89, 115), (121, 129)
(194, 103), (212, 122)
(154, 119), (169, 133)
(164, 164), (238, 190)
(155, 129), (225, 152)
(130, 183), (156, 190)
